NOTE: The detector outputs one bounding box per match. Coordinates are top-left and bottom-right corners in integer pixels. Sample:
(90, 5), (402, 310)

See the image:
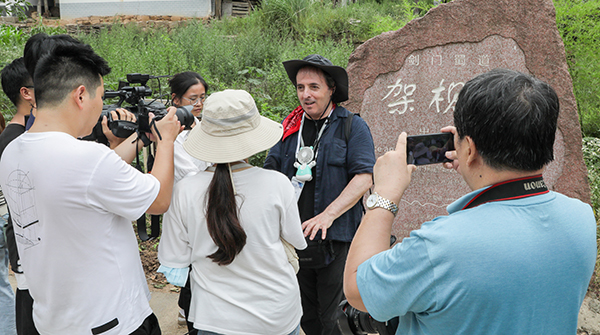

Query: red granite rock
(345, 0), (588, 238)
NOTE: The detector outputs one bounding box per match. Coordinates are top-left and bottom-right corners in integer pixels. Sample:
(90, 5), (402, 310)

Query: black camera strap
(134, 142), (160, 241)
(462, 174), (548, 210)
(137, 214), (160, 241)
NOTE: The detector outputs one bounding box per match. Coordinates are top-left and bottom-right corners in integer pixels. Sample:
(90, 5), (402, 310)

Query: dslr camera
(83, 73), (195, 145)
(337, 300), (399, 335)
(336, 236), (399, 335)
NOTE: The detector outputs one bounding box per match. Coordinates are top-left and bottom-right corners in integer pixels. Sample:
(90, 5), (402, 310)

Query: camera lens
(175, 105), (196, 130)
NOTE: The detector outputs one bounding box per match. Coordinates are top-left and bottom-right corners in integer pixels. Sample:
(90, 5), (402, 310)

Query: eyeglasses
(183, 96), (206, 106)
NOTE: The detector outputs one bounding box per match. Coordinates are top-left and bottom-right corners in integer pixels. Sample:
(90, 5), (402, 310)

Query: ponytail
(205, 163), (246, 265)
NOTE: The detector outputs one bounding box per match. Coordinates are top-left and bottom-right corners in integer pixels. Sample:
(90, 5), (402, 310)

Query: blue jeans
(196, 323), (301, 335)
(1, 214), (17, 335)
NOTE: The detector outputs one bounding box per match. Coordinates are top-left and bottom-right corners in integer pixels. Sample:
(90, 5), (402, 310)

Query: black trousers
(16, 288), (160, 335)
(178, 270), (198, 335)
(297, 241), (349, 335)
(16, 289), (38, 335)
(129, 313), (161, 335)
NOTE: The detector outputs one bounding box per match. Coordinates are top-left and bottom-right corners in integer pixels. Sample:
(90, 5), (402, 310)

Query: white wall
(59, 0), (212, 19)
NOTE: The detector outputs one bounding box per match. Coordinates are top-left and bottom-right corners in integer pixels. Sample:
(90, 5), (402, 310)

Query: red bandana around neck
(281, 104), (336, 141)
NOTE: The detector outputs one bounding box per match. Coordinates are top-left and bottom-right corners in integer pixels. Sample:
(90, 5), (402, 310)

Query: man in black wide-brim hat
(264, 54), (376, 335)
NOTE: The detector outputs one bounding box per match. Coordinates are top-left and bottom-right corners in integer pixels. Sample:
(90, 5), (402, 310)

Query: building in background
(0, 0), (255, 20)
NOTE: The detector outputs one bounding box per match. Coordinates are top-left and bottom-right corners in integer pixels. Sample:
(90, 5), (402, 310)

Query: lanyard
(462, 175), (549, 210)
(295, 108), (333, 160)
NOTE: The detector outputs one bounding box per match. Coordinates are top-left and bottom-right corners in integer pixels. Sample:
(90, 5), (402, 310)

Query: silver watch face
(366, 193), (378, 208)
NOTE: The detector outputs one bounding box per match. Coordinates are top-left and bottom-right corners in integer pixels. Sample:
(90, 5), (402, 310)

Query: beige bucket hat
(183, 89), (283, 163)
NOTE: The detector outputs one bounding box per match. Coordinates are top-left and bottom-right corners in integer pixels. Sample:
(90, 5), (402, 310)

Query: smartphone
(406, 133), (454, 165)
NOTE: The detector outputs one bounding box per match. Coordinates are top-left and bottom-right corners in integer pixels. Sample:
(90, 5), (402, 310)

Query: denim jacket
(264, 106), (375, 242)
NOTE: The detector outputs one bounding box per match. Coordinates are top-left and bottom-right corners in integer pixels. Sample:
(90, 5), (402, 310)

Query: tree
(1, 0), (32, 20)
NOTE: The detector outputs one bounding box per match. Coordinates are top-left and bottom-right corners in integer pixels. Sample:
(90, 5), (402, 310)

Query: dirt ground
(139, 239), (175, 291)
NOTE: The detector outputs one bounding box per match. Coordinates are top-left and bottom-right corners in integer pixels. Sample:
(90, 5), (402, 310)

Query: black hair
(453, 68), (559, 171)
(205, 163), (246, 266)
(1, 57), (32, 107)
(24, 33), (83, 80)
(34, 43), (111, 110)
(169, 71), (209, 101)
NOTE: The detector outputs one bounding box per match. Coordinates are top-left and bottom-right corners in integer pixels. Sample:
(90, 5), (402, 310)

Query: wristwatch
(366, 192), (399, 217)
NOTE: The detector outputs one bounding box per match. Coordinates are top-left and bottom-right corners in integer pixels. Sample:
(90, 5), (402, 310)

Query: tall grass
(78, 14), (358, 122)
(0, 24), (67, 118)
(555, 0), (600, 138)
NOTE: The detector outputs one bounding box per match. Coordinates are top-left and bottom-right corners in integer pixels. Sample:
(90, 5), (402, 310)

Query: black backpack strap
(344, 113), (353, 143)
(344, 112), (361, 143)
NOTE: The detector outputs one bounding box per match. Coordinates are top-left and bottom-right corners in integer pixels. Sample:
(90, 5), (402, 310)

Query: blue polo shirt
(264, 106), (376, 242)
(357, 189), (597, 334)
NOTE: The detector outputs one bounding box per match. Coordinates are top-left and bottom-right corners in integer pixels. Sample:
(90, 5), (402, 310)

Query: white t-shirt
(174, 118), (208, 183)
(0, 132), (160, 335)
(158, 167), (307, 335)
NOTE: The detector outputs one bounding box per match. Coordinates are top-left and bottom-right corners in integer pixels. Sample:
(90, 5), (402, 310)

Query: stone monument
(345, 0), (589, 238)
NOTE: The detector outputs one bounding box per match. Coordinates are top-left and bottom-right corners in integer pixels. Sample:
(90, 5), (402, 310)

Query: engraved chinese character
(443, 82), (464, 114)
(478, 54), (490, 67)
(455, 54), (466, 66)
(407, 55), (420, 66)
(429, 80), (464, 114)
(431, 55), (442, 66)
(429, 79), (446, 113)
(382, 78), (404, 100)
(382, 78), (416, 114)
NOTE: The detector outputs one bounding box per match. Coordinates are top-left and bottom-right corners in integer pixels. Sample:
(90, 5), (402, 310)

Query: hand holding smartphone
(406, 133), (454, 165)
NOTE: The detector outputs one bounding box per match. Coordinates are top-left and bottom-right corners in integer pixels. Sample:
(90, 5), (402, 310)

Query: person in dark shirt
(264, 54), (376, 335)
(1, 57), (35, 335)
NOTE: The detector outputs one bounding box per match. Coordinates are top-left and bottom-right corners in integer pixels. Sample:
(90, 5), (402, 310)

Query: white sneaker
(178, 308), (186, 326)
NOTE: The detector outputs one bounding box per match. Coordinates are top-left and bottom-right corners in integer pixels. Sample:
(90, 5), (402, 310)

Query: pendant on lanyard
(295, 110), (330, 182)
(294, 146), (317, 182)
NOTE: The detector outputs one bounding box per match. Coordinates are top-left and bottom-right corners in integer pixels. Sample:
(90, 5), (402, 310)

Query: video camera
(83, 73), (195, 145)
(337, 300), (399, 335)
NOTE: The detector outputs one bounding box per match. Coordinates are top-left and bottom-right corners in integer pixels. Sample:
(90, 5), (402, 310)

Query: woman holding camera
(169, 71), (210, 182)
(165, 71), (210, 332)
(158, 90), (306, 335)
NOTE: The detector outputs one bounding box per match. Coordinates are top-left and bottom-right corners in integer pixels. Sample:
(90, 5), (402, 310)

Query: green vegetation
(583, 137), (600, 225)
(555, 0), (600, 138)
(583, 136), (600, 296)
(0, 0), (32, 21)
(555, 0), (600, 270)
(0, 23), (66, 114)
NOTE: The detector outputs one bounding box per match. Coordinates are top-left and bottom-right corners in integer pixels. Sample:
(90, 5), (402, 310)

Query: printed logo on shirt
(4, 169), (41, 249)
